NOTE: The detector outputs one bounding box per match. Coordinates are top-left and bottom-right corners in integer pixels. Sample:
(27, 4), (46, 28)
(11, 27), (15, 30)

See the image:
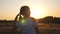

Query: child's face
(24, 9), (30, 17)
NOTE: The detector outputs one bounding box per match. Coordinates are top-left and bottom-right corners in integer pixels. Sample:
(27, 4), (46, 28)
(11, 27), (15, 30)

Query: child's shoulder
(30, 17), (36, 21)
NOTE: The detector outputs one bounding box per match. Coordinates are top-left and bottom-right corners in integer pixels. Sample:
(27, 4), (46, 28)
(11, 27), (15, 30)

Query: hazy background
(0, 0), (60, 20)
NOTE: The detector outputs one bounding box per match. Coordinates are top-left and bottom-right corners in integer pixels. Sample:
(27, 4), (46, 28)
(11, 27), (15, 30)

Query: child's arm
(13, 14), (19, 33)
(31, 17), (39, 34)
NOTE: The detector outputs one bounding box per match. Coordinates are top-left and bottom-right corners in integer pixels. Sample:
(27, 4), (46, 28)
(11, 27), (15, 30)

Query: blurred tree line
(38, 16), (60, 24)
(0, 16), (60, 24)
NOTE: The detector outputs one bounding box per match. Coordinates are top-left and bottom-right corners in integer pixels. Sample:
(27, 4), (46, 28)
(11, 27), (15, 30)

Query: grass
(0, 21), (60, 34)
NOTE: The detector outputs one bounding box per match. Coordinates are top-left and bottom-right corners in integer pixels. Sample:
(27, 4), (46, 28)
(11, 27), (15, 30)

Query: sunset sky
(0, 0), (60, 20)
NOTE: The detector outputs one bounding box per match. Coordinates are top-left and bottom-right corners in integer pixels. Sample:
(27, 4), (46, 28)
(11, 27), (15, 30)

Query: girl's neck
(24, 16), (30, 19)
(21, 15), (30, 19)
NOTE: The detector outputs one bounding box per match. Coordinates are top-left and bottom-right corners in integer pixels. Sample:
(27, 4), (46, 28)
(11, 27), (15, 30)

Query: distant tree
(38, 16), (60, 24)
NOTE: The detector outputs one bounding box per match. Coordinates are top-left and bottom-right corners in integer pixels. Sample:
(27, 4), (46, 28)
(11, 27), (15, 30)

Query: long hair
(19, 6), (30, 21)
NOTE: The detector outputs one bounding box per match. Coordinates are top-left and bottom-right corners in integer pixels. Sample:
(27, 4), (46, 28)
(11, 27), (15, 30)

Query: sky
(0, 0), (60, 20)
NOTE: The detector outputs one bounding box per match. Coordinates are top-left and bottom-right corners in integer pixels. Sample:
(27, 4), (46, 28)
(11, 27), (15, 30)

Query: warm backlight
(30, 8), (42, 19)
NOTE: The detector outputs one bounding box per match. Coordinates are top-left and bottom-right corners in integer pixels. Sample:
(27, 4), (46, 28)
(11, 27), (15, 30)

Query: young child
(15, 6), (38, 34)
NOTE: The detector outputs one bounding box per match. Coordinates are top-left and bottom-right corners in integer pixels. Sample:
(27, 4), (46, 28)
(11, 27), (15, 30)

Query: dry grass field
(0, 21), (60, 34)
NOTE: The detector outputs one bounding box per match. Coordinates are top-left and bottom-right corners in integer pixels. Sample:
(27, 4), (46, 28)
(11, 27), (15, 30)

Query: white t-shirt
(16, 17), (38, 34)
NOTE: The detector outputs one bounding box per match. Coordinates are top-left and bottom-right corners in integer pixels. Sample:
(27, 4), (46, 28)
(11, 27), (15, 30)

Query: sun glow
(30, 7), (42, 19)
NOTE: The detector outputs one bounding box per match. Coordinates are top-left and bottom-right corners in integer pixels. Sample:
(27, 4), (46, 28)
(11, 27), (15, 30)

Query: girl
(14, 6), (38, 34)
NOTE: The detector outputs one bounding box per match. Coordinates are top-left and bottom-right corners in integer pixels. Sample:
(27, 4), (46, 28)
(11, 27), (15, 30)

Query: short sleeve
(31, 17), (38, 27)
(33, 20), (38, 27)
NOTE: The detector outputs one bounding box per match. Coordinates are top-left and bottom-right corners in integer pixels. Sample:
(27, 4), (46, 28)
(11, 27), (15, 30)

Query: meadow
(0, 21), (60, 34)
